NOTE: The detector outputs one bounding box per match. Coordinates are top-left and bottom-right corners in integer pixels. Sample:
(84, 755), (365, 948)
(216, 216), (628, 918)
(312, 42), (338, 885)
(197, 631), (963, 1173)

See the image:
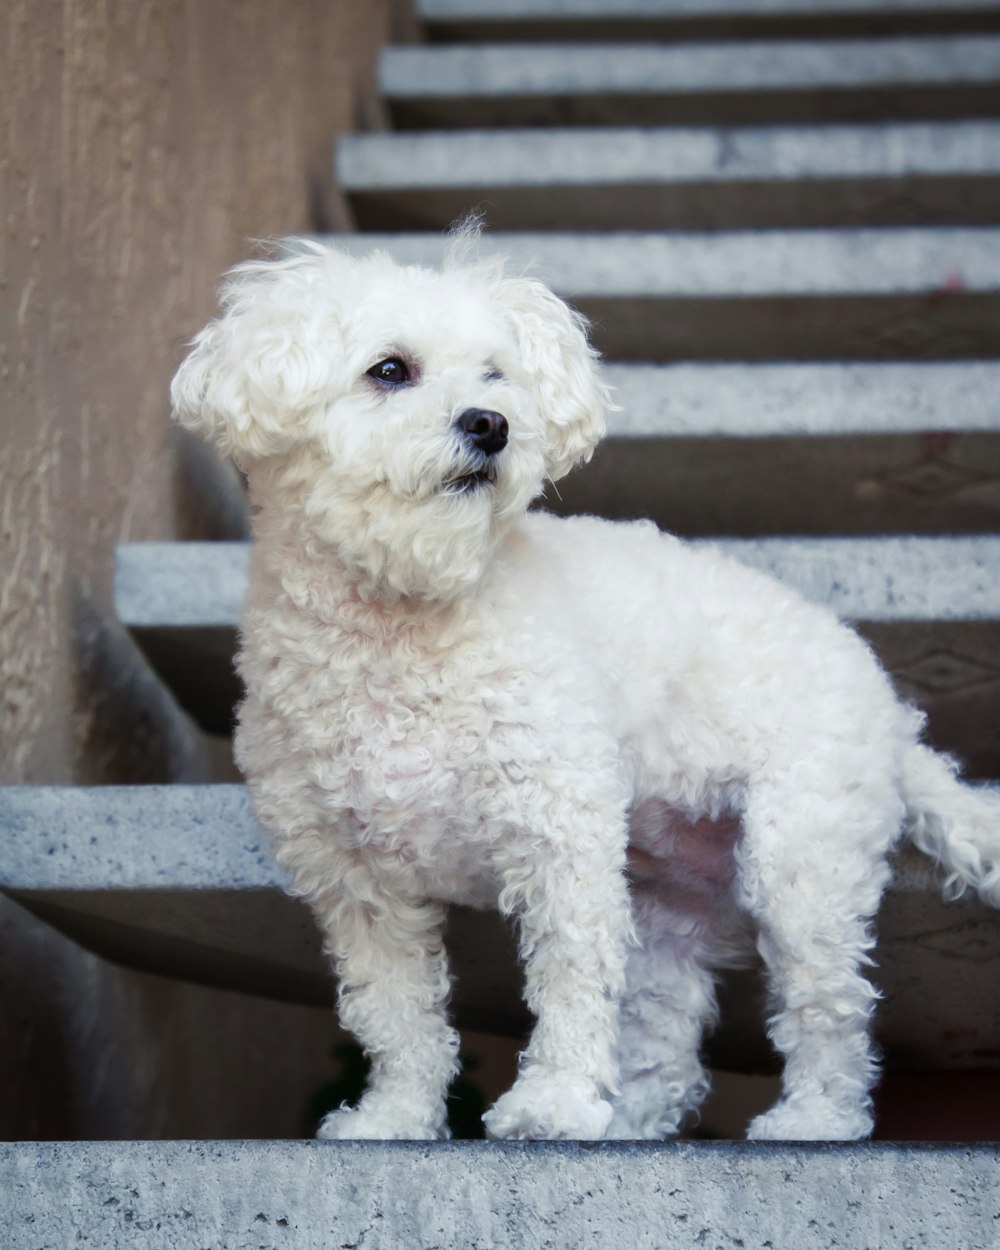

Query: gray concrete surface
(341, 121), (1000, 230)
(383, 38), (1000, 128)
(385, 35), (1000, 97)
(3, 1138), (999, 1250)
(0, 785), (276, 890)
(0, 783), (517, 1028)
(343, 121), (1000, 188)
(115, 536), (1000, 627)
(2, 768), (999, 1069)
(602, 360), (1000, 436)
(319, 226), (1000, 296)
(315, 228), (1000, 359)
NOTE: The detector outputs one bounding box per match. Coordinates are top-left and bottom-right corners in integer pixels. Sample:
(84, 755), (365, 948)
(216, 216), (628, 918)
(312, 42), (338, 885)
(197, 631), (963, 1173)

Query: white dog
(172, 237), (1000, 1142)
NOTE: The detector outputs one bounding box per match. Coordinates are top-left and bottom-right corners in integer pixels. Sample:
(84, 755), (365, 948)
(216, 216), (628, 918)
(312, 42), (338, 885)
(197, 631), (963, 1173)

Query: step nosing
(112, 536), (1000, 628)
(338, 119), (1000, 190)
(7, 1135), (1000, 1246)
(3, 782), (995, 894)
(381, 34), (1000, 96)
(601, 361), (1000, 436)
(309, 229), (1000, 296)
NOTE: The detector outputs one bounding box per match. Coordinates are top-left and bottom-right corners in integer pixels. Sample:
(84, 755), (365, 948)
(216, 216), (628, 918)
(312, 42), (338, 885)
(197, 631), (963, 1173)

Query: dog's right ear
(495, 274), (613, 483)
(171, 247), (341, 461)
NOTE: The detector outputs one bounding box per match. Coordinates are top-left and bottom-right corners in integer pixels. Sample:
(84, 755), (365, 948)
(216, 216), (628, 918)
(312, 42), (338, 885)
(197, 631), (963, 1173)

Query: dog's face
(171, 242), (610, 600)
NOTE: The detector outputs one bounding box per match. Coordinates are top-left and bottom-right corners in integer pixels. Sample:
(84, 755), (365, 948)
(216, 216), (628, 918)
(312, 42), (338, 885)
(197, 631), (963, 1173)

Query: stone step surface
(417, 0), (1000, 43)
(562, 361), (1000, 537)
(113, 536), (1000, 773)
(382, 36), (1000, 128)
(3, 1139), (1000, 1250)
(113, 535), (1000, 623)
(315, 227), (1000, 359)
(342, 120), (1000, 231)
(111, 362), (1000, 544)
(2, 783), (999, 1072)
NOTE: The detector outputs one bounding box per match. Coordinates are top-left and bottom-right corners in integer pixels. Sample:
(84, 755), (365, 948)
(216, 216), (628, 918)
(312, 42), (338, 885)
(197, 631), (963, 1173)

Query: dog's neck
(245, 455), (506, 616)
(249, 503), (482, 644)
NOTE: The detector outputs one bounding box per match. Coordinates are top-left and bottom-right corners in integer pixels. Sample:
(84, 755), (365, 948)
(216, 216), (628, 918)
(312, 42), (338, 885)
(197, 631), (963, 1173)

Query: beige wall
(1, 0), (405, 1139)
(2, 0), (399, 786)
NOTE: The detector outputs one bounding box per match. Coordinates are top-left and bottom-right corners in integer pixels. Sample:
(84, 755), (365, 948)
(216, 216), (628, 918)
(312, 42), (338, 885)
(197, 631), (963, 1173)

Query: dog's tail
(902, 743), (1000, 907)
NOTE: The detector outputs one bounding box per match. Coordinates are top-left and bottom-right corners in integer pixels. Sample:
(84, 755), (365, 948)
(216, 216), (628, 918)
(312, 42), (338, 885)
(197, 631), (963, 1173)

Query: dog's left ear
(498, 276), (612, 482)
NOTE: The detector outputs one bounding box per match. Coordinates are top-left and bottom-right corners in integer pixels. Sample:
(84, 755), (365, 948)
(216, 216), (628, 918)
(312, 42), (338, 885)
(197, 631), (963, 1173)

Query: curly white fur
(173, 237), (1000, 1142)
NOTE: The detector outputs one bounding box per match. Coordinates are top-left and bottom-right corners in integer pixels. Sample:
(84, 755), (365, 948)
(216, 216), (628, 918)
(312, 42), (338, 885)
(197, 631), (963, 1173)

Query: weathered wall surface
(1, 0), (402, 1139)
(1, 0), (397, 785)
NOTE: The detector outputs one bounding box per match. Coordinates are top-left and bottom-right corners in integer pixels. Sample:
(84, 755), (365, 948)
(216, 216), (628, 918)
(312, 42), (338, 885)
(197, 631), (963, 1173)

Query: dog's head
(171, 239), (610, 600)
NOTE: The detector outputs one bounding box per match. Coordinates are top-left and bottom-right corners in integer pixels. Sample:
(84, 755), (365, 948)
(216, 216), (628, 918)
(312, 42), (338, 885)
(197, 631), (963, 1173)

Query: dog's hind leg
(736, 764), (903, 1141)
(606, 899), (717, 1139)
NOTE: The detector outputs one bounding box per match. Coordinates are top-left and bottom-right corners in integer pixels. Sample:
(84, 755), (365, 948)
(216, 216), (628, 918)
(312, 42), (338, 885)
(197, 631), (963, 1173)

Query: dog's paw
(317, 1102), (447, 1142)
(604, 1108), (681, 1141)
(483, 1073), (613, 1141)
(747, 1096), (872, 1142)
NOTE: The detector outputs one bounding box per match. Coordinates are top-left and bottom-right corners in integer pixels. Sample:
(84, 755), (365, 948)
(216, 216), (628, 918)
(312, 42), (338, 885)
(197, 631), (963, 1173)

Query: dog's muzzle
(444, 408), (508, 494)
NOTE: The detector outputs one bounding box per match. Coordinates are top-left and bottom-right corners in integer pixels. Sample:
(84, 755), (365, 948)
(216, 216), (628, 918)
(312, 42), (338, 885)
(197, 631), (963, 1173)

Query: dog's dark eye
(484, 366), (504, 382)
(367, 357), (411, 387)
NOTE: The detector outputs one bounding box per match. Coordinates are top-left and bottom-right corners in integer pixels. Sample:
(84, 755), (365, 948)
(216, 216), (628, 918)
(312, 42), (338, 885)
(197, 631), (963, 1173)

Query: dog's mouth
(442, 464), (497, 495)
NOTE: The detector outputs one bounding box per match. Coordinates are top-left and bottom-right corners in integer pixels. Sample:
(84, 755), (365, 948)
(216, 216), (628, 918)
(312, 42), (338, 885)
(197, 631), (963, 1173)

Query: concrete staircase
(4, 1), (1000, 1244)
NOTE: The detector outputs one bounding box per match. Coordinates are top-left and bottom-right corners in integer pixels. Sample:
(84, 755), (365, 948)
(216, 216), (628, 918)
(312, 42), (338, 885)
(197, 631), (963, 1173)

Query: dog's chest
(240, 607), (548, 865)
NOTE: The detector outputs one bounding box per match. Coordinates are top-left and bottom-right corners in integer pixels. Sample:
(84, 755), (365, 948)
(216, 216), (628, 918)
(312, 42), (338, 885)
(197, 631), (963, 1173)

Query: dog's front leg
(314, 889), (460, 1141)
(484, 819), (631, 1141)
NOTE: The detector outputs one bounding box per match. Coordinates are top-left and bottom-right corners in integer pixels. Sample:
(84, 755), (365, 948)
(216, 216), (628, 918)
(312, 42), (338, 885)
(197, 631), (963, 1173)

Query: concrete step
(560, 361), (1000, 537)
(2, 783), (999, 1073)
(112, 536), (1000, 772)
(342, 119), (1000, 232)
(383, 36), (1000, 128)
(4, 1139), (1000, 1249)
(314, 227), (1000, 359)
(418, 0), (1000, 43)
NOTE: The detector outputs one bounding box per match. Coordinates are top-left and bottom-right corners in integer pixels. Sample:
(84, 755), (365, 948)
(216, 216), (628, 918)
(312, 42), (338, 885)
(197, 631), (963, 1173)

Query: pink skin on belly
(626, 801), (742, 899)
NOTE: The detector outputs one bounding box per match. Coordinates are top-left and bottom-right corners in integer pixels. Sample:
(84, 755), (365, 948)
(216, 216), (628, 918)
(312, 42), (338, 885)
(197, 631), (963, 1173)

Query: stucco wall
(1, 0), (403, 1139)
(1, 0), (399, 786)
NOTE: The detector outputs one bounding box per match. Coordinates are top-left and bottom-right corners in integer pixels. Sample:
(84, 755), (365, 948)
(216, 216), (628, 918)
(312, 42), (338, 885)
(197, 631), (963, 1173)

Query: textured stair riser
(557, 364), (1000, 537)
(139, 429), (1000, 541)
(388, 86), (1000, 130)
(9, 878), (999, 1070)
(347, 177), (1000, 232)
(417, 0), (1000, 44)
(2, 785), (998, 1070)
(578, 291), (1000, 360)
(552, 431), (1000, 538)
(113, 537), (1000, 759)
(124, 618), (1000, 774)
(169, 360), (1000, 539)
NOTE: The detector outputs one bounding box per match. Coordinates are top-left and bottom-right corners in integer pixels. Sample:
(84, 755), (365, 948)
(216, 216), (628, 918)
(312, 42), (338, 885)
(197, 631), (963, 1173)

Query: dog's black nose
(456, 408), (508, 457)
